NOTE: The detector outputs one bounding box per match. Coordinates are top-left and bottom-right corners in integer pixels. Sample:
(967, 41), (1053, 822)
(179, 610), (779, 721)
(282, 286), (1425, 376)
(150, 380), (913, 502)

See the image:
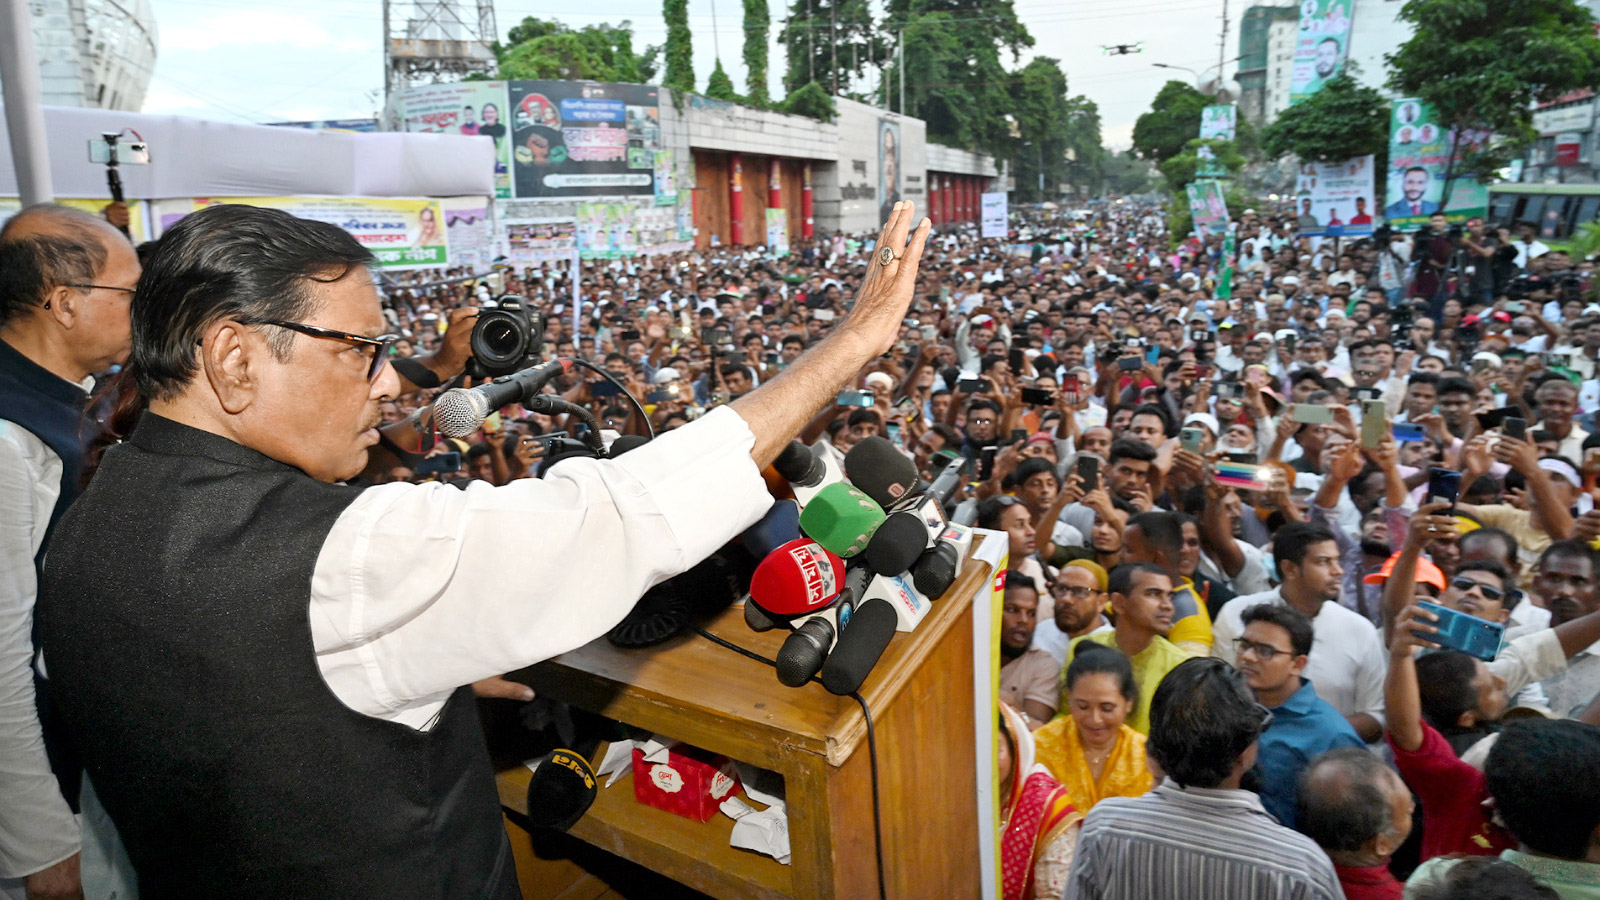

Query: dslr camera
(468, 295), (545, 377)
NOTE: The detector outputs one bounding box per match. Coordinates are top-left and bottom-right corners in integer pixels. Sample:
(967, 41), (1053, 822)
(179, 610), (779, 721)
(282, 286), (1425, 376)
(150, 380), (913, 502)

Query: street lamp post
(1153, 55), (1244, 100)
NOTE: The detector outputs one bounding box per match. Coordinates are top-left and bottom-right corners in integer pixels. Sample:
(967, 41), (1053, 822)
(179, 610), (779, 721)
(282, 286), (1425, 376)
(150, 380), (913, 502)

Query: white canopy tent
(0, 104), (495, 201)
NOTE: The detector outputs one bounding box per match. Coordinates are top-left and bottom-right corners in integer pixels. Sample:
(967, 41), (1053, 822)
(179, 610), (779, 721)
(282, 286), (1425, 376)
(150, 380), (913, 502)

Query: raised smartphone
(1413, 599), (1505, 661)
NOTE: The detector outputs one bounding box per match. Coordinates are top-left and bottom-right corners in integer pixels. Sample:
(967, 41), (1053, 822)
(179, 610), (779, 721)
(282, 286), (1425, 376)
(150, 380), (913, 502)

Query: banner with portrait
(980, 192), (1008, 239)
(878, 119), (902, 225)
(1293, 156), (1376, 237)
(1186, 181), (1230, 240)
(389, 82), (513, 199)
(1199, 104), (1237, 141)
(766, 208), (790, 257)
(653, 150), (678, 206)
(574, 202), (691, 259)
(508, 81), (660, 199)
(1291, 0), (1352, 105)
(1385, 97), (1490, 231)
(505, 219), (577, 264)
(185, 197), (450, 269)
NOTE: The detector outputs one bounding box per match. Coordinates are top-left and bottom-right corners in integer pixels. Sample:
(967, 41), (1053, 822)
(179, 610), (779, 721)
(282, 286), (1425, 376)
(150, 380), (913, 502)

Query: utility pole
(898, 29), (905, 116)
(807, 0), (814, 84)
(830, 1), (838, 94)
(1217, 0), (1228, 91)
(0, 0), (54, 205)
(710, 0), (721, 60)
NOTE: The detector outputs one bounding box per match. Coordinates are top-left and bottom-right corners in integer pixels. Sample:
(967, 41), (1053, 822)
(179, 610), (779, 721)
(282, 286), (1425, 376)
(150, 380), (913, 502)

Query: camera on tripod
(468, 295), (546, 377)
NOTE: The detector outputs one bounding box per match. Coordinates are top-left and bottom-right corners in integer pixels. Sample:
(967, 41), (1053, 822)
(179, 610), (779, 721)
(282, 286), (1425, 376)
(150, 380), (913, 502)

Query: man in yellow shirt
(1124, 511), (1214, 654)
(1068, 563), (1195, 734)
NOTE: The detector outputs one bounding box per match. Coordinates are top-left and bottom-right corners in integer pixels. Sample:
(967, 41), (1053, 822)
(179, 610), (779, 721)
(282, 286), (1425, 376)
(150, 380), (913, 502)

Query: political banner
(1186, 181), (1230, 240)
(441, 197), (494, 269)
(1217, 233), (1236, 300)
(1196, 145), (1230, 181)
(508, 81), (661, 199)
(1386, 97), (1491, 230)
(188, 197), (449, 268)
(766, 208), (790, 257)
(1199, 105), (1237, 141)
(1293, 156), (1376, 237)
(505, 220), (577, 264)
(389, 82), (512, 198)
(980, 192), (1008, 239)
(574, 202), (692, 259)
(653, 150), (678, 206)
(1291, 0), (1352, 105)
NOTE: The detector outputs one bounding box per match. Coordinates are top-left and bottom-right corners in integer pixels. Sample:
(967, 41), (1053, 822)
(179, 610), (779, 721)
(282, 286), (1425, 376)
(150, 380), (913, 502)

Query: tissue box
(632, 744), (741, 823)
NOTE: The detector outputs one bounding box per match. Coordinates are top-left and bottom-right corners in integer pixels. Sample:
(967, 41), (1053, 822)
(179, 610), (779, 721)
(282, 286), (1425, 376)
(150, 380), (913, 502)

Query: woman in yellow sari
(999, 703), (1082, 900)
(1033, 642), (1153, 812)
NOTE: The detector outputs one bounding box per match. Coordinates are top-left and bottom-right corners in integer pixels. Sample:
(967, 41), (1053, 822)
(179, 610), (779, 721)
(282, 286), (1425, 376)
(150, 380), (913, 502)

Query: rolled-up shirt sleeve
(311, 406), (773, 726)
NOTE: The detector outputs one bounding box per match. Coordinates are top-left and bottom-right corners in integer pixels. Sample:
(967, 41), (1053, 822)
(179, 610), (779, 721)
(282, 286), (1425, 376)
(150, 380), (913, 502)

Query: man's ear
(201, 321), (261, 415)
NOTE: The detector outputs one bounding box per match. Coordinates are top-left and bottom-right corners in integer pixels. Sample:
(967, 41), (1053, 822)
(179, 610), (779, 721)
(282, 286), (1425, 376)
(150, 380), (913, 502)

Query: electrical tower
(382, 0), (499, 103)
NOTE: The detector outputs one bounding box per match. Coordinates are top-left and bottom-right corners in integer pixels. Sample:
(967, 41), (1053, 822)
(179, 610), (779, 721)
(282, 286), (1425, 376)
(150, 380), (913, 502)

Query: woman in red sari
(999, 703), (1083, 900)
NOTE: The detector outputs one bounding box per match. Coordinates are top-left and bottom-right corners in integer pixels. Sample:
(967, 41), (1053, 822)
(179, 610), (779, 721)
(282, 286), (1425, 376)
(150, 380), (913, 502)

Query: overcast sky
(143, 0), (1241, 149)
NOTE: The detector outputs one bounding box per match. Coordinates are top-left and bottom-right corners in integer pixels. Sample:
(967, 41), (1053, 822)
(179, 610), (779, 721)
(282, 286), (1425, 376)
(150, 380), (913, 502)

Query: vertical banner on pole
(801, 162), (814, 239)
(729, 154), (744, 246)
(980, 192), (1008, 239)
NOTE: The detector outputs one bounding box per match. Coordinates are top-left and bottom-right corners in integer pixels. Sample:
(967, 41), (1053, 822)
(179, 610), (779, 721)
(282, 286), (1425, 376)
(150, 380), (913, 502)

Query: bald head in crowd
(0, 204), (140, 383)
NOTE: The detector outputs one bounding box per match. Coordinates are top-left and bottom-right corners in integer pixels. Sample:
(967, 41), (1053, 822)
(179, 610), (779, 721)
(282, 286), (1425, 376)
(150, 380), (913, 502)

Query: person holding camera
(34, 201), (934, 897)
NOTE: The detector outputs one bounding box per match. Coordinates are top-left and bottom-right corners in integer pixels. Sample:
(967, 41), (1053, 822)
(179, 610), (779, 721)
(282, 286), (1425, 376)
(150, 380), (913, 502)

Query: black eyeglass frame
(62, 283), (137, 295)
(254, 319), (401, 381)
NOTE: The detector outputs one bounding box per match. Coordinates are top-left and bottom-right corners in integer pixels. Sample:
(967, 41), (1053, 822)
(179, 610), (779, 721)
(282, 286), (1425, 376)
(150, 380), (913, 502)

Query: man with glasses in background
(1032, 560), (1113, 665)
(0, 205), (140, 900)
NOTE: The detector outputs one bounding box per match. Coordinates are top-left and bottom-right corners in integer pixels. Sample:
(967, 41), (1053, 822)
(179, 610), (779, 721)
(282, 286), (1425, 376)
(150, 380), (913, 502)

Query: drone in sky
(1101, 43), (1144, 56)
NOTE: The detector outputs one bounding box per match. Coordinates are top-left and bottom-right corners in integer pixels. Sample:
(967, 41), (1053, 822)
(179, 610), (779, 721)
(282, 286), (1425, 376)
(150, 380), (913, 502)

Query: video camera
(468, 295), (545, 377)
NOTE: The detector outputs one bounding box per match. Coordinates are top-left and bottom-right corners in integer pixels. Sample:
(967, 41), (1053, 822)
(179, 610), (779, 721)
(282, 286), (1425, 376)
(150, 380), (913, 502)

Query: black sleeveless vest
(37, 414), (519, 900)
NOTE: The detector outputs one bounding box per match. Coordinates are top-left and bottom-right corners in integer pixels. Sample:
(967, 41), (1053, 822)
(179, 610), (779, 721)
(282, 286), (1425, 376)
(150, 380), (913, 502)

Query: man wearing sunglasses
(34, 201), (935, 897)
(0, 204), (140, 900)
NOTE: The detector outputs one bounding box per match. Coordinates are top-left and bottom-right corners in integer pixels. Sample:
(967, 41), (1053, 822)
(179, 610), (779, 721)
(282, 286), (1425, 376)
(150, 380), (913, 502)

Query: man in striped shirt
(1064, 657), (1344, 900)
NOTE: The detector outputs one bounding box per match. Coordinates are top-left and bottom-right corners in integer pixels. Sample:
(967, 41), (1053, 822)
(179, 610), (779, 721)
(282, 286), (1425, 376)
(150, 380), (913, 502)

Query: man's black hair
(1107, 561), (1168, 599)
(1414, 650), (1480, 732)
(130, 204), (374, 401)
(781, 334), (806, 349)
(1008, 457), (1057, 490)
(1407, 371), (1440, 387)
(979, 353), (1006, 374)
(1127, 510), (1182, 562)
(1131, 403), (1175, 437)
(846, 408), (882, 428)
(1485, 719), (1600, 860)
(1436, 376), (1476, 398)
(1454, 558), (1510, 591)
(1108, 436), (1158, 466)
(1537, 537), (1600, 575)
(0, 204), (113, 328)
(1297, 748), (1396, 853)
(719, 362), (751, 380)
(1272, 522), (1338, 572)
(1005, 570), (1038, 594)
(967, 398), (1001, 416)
(1147, 658), (1268, 789)
(1459, 526), (1518, 570)
(1241, 602), (1314, 657)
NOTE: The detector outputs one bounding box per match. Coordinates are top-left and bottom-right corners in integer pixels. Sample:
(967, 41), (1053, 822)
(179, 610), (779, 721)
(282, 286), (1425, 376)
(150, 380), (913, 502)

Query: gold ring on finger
(878, 245), (898, 266)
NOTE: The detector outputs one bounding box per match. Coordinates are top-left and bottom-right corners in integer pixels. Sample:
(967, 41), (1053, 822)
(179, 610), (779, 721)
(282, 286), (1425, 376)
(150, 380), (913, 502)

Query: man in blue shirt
(1236, 602), (1365, 827)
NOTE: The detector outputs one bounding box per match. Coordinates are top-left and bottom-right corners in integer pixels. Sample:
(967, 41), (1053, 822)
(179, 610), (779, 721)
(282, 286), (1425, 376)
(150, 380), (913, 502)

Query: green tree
(1131, 81), (1210, 164)
(778, 0), (885, 95)
(1062, 95), (1108, 199)
(742, 0), (771, 105)
(1387, 0), (1600, 204)
(495, 18), (655, 82)
(1158, 138), (1246, 192)
(705, 60), (740, 101)
(1007, 57), (1075, 202)
(663, 0), (695, 94)
(1263, 72), (1389, 164)
(886, 0), (1033, 155)
(1103, 150), (1159, 196)
(776, 81), (837, 121)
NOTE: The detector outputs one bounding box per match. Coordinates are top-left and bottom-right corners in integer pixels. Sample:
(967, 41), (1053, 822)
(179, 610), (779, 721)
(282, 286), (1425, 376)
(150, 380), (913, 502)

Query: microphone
(524, 748), (598, 831)
(862, 512), (929, 576)
(911, 540), (961, 599)
(924, 456), (968, 509)
(749, 538), (847, 617)
(797, 483), (887, 558)
(819, 597), (898, 695)
(434, 359), (574, 437)
(844, 437), (920, 508)
(773, 565), (871, 687)
(773, 441), (845, 507)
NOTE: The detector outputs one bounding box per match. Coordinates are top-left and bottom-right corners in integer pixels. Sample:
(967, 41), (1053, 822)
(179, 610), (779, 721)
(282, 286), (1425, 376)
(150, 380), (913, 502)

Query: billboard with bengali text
(1294, 155), (1376, 237)
(1386, 97), (1490, 230)
(1199, 105), (1237, 141)
(1186, 181), (1230, 239)
(389, 82), (512, 199)
(184, 197), (450, 269)
(1291, 0), (1351, 105)
(508, 81), (660, 199)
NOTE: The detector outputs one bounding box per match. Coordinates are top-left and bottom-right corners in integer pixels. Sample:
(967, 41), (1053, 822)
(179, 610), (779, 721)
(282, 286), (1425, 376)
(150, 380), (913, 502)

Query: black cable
(570, 358), (656, 440)
(687, 624), (889, 900)
(525, 395), (605, 455)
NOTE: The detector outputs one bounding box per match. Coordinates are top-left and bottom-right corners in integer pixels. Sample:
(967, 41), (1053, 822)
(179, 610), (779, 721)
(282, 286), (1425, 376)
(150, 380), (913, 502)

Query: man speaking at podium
(37, 201), (931, 898)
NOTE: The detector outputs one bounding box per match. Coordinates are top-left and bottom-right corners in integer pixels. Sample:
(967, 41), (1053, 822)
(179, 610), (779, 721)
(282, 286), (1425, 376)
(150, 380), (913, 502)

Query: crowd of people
(7, 189), (1600, 900)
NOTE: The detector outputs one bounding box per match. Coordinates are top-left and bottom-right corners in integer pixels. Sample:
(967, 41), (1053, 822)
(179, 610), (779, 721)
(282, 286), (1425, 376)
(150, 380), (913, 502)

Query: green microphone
(798, 482), (887, 558)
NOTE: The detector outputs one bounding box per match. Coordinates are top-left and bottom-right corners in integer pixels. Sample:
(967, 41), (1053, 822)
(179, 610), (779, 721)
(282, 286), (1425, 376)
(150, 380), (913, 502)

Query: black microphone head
(776, 616), (835, 687)
(862, 512), (927, 576)
(774, 440), (826, 487)
(819, 596), (897, 695)
(744, 598), (784, 632)
(845, 437), (920, 508)
(608, 434), (650, 458)
(911, 541), (960, 599)
(525, 748), (597, 831)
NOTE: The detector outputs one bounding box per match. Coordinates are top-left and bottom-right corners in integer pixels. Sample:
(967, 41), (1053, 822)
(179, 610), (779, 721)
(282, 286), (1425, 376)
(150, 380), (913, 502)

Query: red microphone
(749, 539), (847, 617)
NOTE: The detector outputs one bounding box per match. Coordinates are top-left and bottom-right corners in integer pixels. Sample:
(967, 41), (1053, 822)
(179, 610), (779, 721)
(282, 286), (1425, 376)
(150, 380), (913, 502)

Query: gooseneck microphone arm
(524, 395), (605, 454)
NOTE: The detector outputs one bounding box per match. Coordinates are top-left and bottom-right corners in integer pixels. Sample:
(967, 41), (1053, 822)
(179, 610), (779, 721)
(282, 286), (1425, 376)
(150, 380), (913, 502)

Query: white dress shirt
(0, 420), (80, 878)
(1213, 588), (1388, 729)
(309, 405), (773, 730)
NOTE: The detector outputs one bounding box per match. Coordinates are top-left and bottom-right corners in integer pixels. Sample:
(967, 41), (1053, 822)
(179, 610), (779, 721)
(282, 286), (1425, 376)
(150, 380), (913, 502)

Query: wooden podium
(495, 542), (991, 900)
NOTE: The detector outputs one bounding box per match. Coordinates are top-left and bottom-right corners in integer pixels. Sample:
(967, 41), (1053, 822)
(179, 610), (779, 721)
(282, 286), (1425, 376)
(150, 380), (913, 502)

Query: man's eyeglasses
(1450, 576), (1506, 602)
(63, 283), (137, 296)
(1051, 584), (1096, 599)
(254, 320), (401, 381)
(1234, 637), (1296, 661)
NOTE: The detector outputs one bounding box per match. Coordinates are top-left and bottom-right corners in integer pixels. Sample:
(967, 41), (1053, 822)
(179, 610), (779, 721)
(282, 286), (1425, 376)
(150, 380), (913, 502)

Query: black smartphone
(414, 452), (461, 476)
(958, 378), (994, 394)
(1213, 382), (1242, 400)
(1225, 452), (1259, 464)
(646, 389), (673, 404)
(1428, 467), (1462, 511)
(1009, 348), (1025, 372)
(1504, 416), (1528, 440)
(932, 448), (963, 469)
(1076, 455), (1100, 491)
(1009, 428), (1029, 446)
(619, 329), (641, 341)
(700, 327), (731, 346)
(1020, 387), (1055, 405)
(1476, 407), (1514, 431)
(979, 446), (998, 481)
(590, 379), (624, 397)
(1117, 355), (1143, 371)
